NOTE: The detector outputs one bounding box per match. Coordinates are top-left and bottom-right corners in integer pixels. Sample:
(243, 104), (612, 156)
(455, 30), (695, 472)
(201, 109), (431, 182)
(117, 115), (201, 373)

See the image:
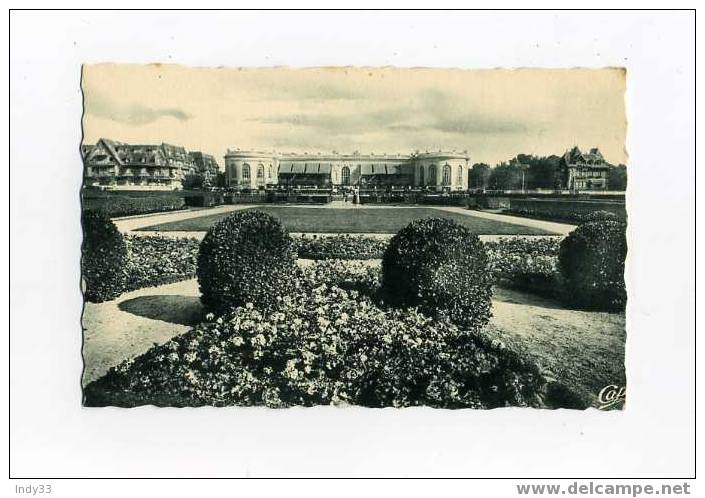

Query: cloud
(414, 88), (529, 135)
(81, 66), (626, 165)
(250, 106), (414, 135)
(429, 117), (527, 135)
(243, 71), (370, 103)
(84, 91), (193, 125)
(249, 87), (526, 139)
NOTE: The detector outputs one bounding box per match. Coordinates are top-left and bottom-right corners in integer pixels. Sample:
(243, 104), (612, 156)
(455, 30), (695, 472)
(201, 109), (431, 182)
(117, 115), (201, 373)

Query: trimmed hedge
(82, 195), (186, 217)
(508, 199), (626, 224)
(559, 221), (627, 311)
(81, 211), (128, 302)
(381, 218), (493, 330)
(83, 283), (546, 408)
(197, 210), (297, 314)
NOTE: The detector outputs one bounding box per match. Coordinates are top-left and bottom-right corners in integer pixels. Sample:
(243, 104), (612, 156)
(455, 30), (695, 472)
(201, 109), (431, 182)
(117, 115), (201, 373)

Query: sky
(82, 64), (627, 167)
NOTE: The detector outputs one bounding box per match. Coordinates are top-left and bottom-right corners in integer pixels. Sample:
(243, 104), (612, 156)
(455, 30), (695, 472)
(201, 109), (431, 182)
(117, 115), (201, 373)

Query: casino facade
(223, 149), (470, 191)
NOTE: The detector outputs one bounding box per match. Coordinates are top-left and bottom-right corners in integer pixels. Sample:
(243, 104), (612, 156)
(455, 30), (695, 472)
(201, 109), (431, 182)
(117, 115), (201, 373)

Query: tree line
(469, 154), (627, 191)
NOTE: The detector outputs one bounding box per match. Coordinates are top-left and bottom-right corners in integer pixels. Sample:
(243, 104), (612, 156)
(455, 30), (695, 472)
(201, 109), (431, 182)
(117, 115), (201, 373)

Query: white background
(6, 7), (697, 491)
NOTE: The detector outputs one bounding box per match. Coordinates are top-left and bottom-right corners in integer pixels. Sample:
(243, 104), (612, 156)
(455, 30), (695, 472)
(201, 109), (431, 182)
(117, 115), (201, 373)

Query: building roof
(84, 139), (221, 171)
(563, 146), (608, 169)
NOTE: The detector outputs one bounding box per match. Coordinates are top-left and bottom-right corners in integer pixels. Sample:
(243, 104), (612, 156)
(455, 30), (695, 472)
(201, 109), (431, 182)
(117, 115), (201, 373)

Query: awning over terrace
(279, 163), (331, 175)
(279, 163), (306, 174)
(359, 164), (402, 175)
(358, 163), (412, 187)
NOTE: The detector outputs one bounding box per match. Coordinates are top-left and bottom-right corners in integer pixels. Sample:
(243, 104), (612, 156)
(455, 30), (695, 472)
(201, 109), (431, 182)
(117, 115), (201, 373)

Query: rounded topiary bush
(197, 210), (296, 314)
(558, 220), (627, 311)
(381, 218), (493, 330)
(81, 210), (128, 303)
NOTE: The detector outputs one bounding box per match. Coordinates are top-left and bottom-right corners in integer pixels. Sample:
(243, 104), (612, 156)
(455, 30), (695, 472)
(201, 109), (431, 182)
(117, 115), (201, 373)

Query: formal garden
(81, 208), (627, 409)
(136, 206), (556, 235)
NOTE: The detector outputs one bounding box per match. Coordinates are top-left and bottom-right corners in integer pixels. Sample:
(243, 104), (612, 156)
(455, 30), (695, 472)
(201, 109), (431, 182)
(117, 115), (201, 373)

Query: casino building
(223, 149), (470, 191)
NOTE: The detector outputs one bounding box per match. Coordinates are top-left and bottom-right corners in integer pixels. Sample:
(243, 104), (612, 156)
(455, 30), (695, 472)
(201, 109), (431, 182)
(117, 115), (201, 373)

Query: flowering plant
(124, 235), (200, 292)
(84, 277), (546, 409)
(293, 234), (389, 260)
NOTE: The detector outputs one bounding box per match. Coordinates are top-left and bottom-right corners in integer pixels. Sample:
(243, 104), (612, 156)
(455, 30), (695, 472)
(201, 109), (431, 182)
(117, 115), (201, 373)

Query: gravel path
(113, 205), (255, 233)
(81, 279), (202, 386)
(431, 206), (576, 236)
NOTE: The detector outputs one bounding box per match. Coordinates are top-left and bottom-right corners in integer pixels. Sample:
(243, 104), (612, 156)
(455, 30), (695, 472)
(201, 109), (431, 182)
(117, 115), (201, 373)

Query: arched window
(419, 165), (425, 185)
(268, 165), (273, 179)
(456, 165), (463, 186)
(242, 163), (251, 181)
(341, 166), (350, 185)
(428, 164), (437, 186)
(442, 164), (452, 186)
(257, 164), (265, 183)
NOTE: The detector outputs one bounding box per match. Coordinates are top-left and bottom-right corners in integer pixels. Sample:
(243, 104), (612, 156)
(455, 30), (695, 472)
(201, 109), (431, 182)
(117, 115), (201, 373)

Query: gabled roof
(80, 144), (95, 159)
(84, 139), (216, 169)
(121, 145), (166, 165)
(84, 138), (125, 165)
(563, 146), (606, 167)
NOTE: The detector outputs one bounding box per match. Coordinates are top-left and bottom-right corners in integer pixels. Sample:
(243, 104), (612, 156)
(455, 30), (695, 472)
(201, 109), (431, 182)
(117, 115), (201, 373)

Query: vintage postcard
(80, 65), (627, 409)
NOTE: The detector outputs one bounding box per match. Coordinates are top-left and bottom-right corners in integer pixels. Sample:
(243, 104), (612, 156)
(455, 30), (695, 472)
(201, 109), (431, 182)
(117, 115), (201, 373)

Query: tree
(607, 164), (627, 191)
(504, 154), (562, 190)
(215, 171), (226, 188)
(488, 162), (523, 190)
(469, 163), (492, 189)
(528, 155), (562, 189)
(182, 174), (204, 190)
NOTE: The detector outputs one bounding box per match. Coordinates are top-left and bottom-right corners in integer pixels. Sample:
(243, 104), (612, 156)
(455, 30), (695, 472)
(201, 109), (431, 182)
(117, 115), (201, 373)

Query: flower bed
(84, 278), (546, 408)
(485, 237), (562, 296)
(299, 237), (564, 299)
(292, 234), (389, 260)
(124, 235), (200, 292)
(298, 260), (381, 298)
(87, 234), (565, 301)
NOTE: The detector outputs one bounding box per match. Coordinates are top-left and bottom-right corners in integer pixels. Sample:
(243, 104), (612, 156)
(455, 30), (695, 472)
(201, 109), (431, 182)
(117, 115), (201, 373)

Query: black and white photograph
(9, 7), (695, 486)
(80, 65), (628, 410)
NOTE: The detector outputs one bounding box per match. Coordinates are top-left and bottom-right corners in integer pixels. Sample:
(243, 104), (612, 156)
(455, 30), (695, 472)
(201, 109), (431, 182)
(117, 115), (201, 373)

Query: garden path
(82, 278), (201, 386)
(430, 206), (576, 236)
(113, 204), (255, 233)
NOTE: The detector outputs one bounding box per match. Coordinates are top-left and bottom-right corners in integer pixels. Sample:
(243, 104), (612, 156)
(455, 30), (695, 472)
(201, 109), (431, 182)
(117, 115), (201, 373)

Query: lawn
(486, 287), (626, 408)
(137, 206), (557, 235)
